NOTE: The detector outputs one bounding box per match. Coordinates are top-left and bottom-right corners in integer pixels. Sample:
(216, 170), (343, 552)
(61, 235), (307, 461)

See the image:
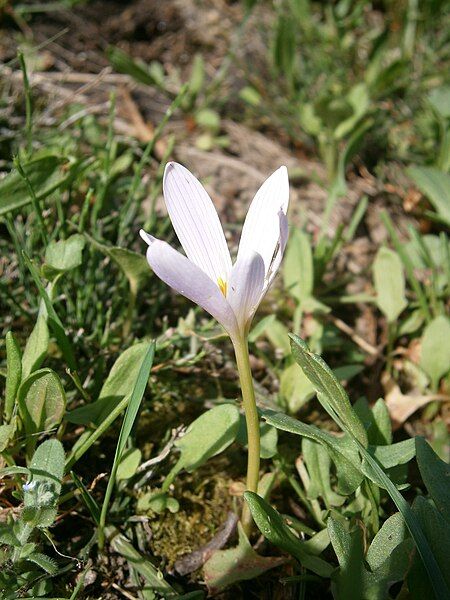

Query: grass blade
(97, 341), (155, 548)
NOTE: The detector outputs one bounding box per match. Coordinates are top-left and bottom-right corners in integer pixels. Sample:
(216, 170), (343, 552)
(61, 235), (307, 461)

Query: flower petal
(237, 166), (289, 276)
(163, 162), (232, 284)
(227, 251), (265, 334)
(141, 231), (238, 335)
(265, 210), (289, 290)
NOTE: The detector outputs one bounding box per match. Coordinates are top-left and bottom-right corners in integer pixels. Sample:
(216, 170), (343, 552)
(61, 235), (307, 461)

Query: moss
(146, 458), (238, 569)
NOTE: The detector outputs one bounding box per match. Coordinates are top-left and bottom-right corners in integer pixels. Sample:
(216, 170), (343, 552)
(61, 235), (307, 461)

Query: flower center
(217, 277), (227, 297)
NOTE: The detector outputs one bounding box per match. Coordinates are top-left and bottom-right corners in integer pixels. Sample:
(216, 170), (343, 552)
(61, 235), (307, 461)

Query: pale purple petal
(163, 162), (232, 284)
(237, 166), (289, 277)
(227, 251), (265, 334)
(265, 210), (289, 291)
(142, 232), (238, 335)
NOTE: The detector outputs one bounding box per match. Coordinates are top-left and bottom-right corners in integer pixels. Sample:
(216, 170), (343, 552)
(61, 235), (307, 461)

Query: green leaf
(262, 319), (291, 356)
(107, 46), (164, 88)
(5, 331), (22, 422)
(175, 404), (240, 472)
(370, 438), (416, 469)
(108, 527), (178, 595)
(407, 166), (450, 226)
(27, 552), (58, 574)
(71, 471), (100, 525)
(21, 314), (49, 379)
(42, 234), (85, 279)
(67, 341), (151, 425)
(366, 512), (407, 571)
(280, 363), (315, 412)
(288, 335), (449, 598)
(283, 229), (314, 303)
(18, 369), (66, 437)
(373, 247), (407, 323)
(420, 316), (450, 389)
(0, 420), (17, 452)
(289, 334), (368, 446)
(303, 439), (345, 507)
(98, 342), (155, 547)
(263, 411), (363, 494)
(203, 523), (285, 594)
(244, 491), (333, 577)
(84, 234), (150, 296)
(237, 417), (278, 459)
(22, 251), (77, 371)
(116, 447), (142, 481)
(0, 154), (82, 217)
(328, 517), (364, 600)
(25, 438), (65, 528)
(407, 496), (450, 598)
(416, 437), (450, 524)
(354, 397), (392, 446)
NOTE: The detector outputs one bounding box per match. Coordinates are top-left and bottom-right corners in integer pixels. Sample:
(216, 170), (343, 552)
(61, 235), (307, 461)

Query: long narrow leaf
(98, 341), (155, 547)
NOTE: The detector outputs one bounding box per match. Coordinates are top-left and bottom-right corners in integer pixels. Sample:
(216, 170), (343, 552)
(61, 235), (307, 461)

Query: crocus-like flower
(140, 162), (289, 340)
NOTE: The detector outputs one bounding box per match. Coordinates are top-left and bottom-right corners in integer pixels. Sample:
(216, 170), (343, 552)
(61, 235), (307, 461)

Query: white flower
(140, 162), (289, 339)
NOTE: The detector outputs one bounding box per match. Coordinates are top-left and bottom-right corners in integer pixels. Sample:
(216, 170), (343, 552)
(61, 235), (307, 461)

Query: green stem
(232, 335), (260, 537)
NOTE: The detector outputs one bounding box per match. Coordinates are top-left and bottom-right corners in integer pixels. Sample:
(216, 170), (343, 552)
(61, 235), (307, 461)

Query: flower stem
(232, 335), (260, 537)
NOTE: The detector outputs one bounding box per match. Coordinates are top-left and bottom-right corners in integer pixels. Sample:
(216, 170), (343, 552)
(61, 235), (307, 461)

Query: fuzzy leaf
(5, 331), (22, 421)
(373, 247), (407, 323)
(420, 315), (450, 389)
(21, 314), (49, 379)
(18, 369), (66, 436)
(176, 404), (240, 472)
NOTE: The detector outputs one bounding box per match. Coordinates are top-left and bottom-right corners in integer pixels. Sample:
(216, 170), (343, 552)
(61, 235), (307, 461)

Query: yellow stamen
(217, 277), (227, 296)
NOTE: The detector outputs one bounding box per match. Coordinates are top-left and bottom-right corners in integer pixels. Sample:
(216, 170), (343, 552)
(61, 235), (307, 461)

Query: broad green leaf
(407, 166), (450, 226)
(5, 331), (22, 421)
(289, 335), (368, 446)
(117, 448), (142, 481)
(354, 397), (392, 446)
(42, 234), (85, 279)
(67, 341), (151, 425)
(176, 404), (240, 472)
(373, 247), (407, 323)
(420, 315), (450, 389)
(280, 363), (315, 412)
(24, 439), (65, 528)
(237, 417), (278, 459)
(416, 437), (450, 524)
(18, 369), (66, 437)
(328, 517), (364, 600)
(21, 314), (49, 379)
(283, 229), (314, 303)
(0, 154), (83, 216)
(366, 512), (407, 571)
(203, 523), (285, 594)
(370, 438), (416, 469)
(244, 491), (333, 577)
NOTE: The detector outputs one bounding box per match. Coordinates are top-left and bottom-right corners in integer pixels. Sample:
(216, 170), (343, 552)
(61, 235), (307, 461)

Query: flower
(140, 162), (289, 340)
